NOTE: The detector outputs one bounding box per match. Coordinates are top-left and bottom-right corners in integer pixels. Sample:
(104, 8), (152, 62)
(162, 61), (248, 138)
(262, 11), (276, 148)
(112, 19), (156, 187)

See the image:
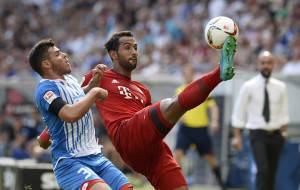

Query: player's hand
(280, 124), (288, 138)
(89, 64), (108, 88)
(231, 136), (243, 151)
(92, 87), (108, 101)
(37, 128), (52, 149)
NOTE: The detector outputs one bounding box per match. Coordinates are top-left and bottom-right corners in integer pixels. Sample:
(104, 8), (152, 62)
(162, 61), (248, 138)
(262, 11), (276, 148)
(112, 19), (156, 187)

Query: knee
(160, 98), (177, 112)
(160, 97), (185, 124)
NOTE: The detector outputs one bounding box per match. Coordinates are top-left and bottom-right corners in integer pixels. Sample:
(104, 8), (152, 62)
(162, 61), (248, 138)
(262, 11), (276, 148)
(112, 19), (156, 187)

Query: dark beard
(119, 60), (137, 71)
(260, 70), (271, 78)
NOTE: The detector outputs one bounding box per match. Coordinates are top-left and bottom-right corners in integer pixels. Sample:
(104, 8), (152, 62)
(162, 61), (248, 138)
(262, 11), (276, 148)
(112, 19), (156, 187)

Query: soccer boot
(220, 36), (237, 80)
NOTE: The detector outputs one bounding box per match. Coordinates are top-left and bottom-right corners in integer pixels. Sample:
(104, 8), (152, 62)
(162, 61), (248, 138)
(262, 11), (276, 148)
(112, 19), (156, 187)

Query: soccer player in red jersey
(39, 31), (236, 190)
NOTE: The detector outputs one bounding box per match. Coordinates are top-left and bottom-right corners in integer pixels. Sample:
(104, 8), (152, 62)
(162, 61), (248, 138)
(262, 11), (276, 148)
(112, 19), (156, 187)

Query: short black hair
(28, 39), (55, 76)
(104, 31), (134, 52)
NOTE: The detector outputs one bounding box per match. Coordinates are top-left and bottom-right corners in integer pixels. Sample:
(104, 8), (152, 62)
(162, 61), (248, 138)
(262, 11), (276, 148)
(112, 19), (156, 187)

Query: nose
(62, 52), (70, 60)
(132, 48), (138, 56)
(62, 52), (68, 58)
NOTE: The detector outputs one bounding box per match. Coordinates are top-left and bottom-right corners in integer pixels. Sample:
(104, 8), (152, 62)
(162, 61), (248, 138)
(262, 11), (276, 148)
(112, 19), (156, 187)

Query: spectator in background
(1, 0), (299, 79)
(174, 64), (225, 190)
(281, 41), (300, 76)
(231, 51), (289, 190)
(0, 115), (10, 157)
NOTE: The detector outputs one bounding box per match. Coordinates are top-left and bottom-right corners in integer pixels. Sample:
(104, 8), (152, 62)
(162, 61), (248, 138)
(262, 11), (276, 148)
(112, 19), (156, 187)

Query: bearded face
(114, 37), (138, 71)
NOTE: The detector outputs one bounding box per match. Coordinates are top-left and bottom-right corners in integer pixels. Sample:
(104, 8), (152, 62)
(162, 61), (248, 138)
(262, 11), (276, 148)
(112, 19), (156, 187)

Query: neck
(43, 72), (64, 80)
(113, 64), (132, 78)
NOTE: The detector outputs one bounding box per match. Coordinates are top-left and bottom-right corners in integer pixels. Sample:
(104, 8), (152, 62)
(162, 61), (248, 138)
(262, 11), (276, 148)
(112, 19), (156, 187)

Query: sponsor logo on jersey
(112, 79), (119, 84)
(43, 91), (57, 104)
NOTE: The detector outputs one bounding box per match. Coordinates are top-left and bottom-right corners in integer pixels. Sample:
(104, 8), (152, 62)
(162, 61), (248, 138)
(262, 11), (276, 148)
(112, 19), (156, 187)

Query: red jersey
(83, 69), (187, 189)
(83, 70), (152, 138)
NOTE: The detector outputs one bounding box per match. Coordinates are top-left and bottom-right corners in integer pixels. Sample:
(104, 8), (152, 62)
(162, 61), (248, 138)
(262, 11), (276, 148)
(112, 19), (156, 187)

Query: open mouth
(130, 57), (137, 61)
(129, 59), (137, 64)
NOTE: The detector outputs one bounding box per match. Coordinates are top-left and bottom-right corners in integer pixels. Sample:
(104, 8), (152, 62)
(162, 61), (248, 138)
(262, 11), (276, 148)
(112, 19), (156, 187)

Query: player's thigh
(150, 142), (188, 190)
(54, 158), (105, 190)
(94, 156), (132, 190)
(154, 168), (188, 190)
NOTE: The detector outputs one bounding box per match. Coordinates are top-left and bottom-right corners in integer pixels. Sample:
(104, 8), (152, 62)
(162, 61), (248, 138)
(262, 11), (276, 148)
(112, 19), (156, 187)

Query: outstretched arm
(58, 87), (107, 123)
(208, 99), (220, 133)
(36, 87), (107, 149)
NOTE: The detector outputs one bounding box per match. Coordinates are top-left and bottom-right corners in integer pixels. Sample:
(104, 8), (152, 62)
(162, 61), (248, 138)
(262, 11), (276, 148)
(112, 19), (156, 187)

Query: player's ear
(41, 59), (51, 72)
(109, 50), (118, 61)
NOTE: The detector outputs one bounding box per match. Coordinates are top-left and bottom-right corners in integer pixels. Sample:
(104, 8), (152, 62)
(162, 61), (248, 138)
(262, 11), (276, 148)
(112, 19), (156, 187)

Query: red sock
(178, 67), (221, 110)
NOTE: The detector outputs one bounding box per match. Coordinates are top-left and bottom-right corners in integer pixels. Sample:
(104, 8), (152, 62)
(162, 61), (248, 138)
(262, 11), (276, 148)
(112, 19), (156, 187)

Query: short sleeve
(81, 71), (93, 87)
(35, 81), (61, 112)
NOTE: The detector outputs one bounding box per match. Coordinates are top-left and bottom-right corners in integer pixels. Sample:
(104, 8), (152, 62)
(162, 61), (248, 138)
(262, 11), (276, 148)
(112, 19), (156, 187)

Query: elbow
(59, 109), (82, 123)
(63, 114), (81, 123)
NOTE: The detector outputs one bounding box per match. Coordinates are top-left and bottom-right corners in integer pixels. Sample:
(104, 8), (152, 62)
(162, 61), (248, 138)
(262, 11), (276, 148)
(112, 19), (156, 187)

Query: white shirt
(232, 74), (289, 130)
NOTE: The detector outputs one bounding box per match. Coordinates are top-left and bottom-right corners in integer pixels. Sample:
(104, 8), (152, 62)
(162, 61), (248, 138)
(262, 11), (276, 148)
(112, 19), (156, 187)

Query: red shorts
(112, 102), (187, 190)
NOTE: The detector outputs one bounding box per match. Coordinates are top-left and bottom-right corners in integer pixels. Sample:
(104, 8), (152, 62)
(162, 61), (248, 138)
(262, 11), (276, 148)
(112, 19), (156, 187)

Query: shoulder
(98, 70), (115, 83)
(36, 80), (58, 92)
(242, 78), (255, 89)
(249, 75), (260, 83)
(271, 78), (285, 87)
(35, 80), (59, 99)
(270, 78), (286, 88)
(103, 70), (116, 78)
(245, 75), (263, 86)
(133, 80), (148, 89)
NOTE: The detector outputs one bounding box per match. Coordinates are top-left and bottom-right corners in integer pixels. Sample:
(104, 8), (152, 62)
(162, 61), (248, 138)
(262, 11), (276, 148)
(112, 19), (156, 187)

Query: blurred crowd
(1, 0), (300, 81)
(1, 0), (300, 162)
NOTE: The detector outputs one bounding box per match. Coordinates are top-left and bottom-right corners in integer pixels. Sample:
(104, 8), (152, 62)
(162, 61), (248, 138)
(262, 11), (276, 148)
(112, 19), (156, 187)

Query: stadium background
(0, 0), (299, 189)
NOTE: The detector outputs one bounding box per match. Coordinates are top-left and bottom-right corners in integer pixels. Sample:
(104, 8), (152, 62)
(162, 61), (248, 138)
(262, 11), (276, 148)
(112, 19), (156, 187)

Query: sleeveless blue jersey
(35, 75), (101, 169)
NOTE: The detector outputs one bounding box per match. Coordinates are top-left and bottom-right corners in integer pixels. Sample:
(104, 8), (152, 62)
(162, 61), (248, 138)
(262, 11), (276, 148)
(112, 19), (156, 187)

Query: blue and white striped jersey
(35, 75), (101, 169)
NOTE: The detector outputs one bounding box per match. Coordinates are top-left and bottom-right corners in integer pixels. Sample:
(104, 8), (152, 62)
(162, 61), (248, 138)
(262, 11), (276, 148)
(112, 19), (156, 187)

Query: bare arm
(280, 124), (288, 137)
(58, 87), (107, 123)
(232, 127), (243, 150)
(233, 128), (242, 140)
(208, 101), (219, 133)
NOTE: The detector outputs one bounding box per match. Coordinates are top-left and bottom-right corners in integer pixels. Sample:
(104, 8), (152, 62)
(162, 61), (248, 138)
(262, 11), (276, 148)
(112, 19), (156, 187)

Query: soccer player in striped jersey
(29, 39), (133, 190)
